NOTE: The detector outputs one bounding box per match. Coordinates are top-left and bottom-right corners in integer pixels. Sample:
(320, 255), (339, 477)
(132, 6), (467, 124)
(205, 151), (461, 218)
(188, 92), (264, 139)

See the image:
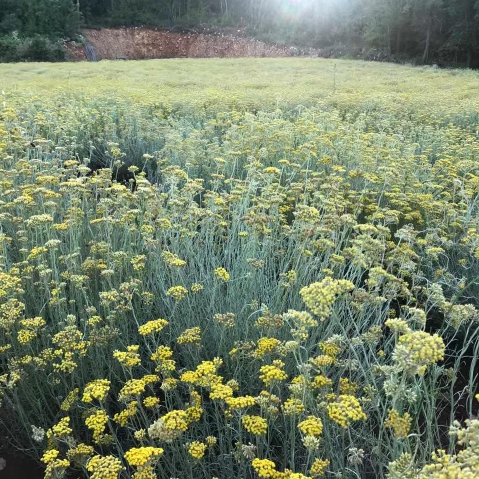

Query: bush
(0, 34), (21, 62)
(0, 34), (66, 62)
(19, 35), (66, 62)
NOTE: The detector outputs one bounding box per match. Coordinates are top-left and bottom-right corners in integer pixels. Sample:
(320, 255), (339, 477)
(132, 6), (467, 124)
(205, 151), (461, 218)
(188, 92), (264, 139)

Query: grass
(0, 58), (479, 479)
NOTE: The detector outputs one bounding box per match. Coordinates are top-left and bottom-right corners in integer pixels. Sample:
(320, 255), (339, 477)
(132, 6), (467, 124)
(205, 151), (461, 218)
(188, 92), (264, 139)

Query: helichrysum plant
(0, 58), (479, 479)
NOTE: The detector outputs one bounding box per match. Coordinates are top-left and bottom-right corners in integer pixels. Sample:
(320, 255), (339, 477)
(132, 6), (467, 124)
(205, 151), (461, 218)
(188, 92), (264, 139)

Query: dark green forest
(1, 0), (479, 65)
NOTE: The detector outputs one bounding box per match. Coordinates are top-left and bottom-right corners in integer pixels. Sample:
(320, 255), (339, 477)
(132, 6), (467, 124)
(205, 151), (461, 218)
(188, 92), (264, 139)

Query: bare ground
(67, 27), (308, 61)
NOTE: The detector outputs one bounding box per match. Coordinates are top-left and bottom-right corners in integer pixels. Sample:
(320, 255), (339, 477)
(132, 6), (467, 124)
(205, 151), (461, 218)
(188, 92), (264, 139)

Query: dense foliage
(2, 0), (479, 65)
(0, 58), (479, 478)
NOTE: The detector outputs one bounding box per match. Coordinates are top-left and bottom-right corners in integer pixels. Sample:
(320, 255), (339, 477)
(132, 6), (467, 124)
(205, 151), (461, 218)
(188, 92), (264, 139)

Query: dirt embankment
(67, 28), (307, 61)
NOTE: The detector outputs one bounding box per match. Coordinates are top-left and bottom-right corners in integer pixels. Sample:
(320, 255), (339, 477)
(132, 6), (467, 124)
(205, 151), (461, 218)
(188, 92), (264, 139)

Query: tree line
(1, 0), (479, 65)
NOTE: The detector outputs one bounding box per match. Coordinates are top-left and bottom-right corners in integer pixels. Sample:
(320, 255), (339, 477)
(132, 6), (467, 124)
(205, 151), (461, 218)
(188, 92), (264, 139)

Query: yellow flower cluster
(282, 398), (306, 415)
(385, 318), (410, 334)
(4, 60), (479, 479)
(318, 341), (341, 357)
(225, 395), (256, 410)
(254, 337), (281, 358)
(177, 327), (202, 345)
(214, 312), (236, 328)
(252, 458), (278, 478)
(393, 331), (445, 375)
(41, 449), (60, 464)
(385, 409), (412, 439)
(259, 360), (288, 386)
(242, 415), (268, 435)
(138, 318), (168, 336)
(188, 441), (208, 459)
(67, 443), (94, 463)
(60, 388), (79, 411)
(119, 375), (159, 400)
(327, 395), (367, 428)
(150, 346), (176, 373)
(85, 409), (109, 442)
(180, 359), (223, 387)
(162, 409), (189, 431)
(214, 267), (230, 282)
(310, 458), (329, 477)
(124, 446), (164, 467)
(161, 251), (186, 268)
(309, 355), (336, 368)
(210, 383), (234, 400)
(113, 401), (138, 426)
(51, 416), (72, 438)
(86, 455), (124, 479)
(143, 396), (159, 408)
(339, 378), (358, 396)
(82, 379), (111, 403)
(298, 416), (323, 437)
(166, 285), (188, 301)
(113, 345), (141, 367)
(300, 278), (354, 321)
(311, 375), (333, 389)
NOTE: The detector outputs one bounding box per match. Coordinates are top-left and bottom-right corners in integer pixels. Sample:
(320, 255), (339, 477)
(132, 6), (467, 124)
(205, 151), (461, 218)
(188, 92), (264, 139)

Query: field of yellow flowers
(1, 58), (479, 479)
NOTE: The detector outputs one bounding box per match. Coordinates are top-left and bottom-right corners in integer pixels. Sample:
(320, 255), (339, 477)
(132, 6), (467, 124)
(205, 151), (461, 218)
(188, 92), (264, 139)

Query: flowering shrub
(0, 59), (478, 478)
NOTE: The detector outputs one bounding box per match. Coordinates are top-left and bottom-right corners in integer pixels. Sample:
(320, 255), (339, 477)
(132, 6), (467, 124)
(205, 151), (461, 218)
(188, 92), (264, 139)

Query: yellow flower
(252, 458), (277, 478)
(86, 455), (123, 479)
(138, 318), (168, 336)
(188, 441), (207, 459)
(186, 405), (204, 423)
(61, 388), (79, 411)
(210, 383), (234, 400)
(85, 409), (108, 442)
(300, 278), (354, 321)
(166, 285), (188, 301)
(254, 337), (280, 358)
(311, 375), (332, 389)
(385, 318), (410, 334)
(161, 251), (186, 267)
(17, 329), (37, 344)
(41, 449), (60, 464)
(327, 395), (366, 428)
(177, 327), (201, 345)
(214, 267), (230, 282)
(190, 283), (204, 293)
(67, 443), (94, 462)
(52, 417), (72, 438)
(309, 355), (336, 368)
(384, 409), (412, 439)
(143, 396), (159, 408)
(162, 410), (189, 431)
(225, 395), (256, 410)
(282, 398), (306, 415)
(113, 401), (138, 426)
(318, 341), (341, 357)
(214, 312), (235, 328)
(82, 379), (111, 403)
(113, 345), (141, 367)
(259, 360), (288, 387)
(242, 415), (268, 435)
(298, 416), (323, 437)
(206, 436), (217, 447)
(124, 447), (163, 467)
(393, 331), (445, 375)
(150, 345), (176, 373)
(339, 378), (358, 395)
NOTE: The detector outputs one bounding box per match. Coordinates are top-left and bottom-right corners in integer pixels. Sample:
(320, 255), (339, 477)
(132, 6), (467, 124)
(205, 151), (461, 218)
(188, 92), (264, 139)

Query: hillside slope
(69, 28), (305, 60)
